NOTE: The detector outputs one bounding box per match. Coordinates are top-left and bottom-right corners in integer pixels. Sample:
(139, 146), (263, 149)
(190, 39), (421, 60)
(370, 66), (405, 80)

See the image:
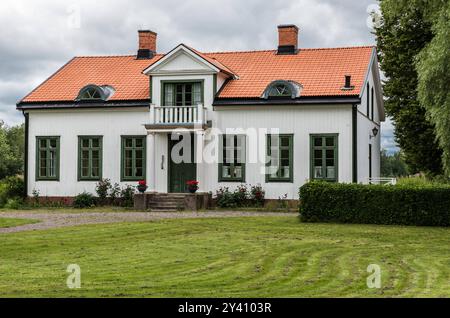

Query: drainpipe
(23, 111), (29, 198)
(352, 104), (358, 183)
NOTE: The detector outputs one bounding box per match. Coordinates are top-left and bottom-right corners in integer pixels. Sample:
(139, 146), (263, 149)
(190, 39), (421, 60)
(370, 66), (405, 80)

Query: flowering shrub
(250, 184), (265, 207)
(215, 184), (265, 208)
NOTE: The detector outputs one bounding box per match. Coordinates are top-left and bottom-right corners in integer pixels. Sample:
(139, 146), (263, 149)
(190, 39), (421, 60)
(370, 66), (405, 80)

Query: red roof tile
(20, 46), (374, 103)
(207, 46), (374, 98)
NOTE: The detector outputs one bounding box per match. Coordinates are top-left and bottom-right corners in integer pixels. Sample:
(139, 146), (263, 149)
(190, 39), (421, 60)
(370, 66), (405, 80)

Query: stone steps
(147, 193), (187, 211)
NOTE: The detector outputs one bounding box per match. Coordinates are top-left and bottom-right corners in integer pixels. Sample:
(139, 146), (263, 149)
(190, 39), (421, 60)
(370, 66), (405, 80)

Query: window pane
(222, 165), (231, 178)
(314, 150), (322, 160)
(92, 138), (100, 148)
(82, 139), (89, 148)
(125, 138), (133, 148)
(50, 139), (57, 148)
(49, 150), (56, 177)
(326, 137), (335, 147)
(314, 166), (323, 178)
(164, 84), (174, 106)
(314, 137), (322, 147)
(40, 139), (47, 148)
(326, 149), (334, 159)
(327, 167), (335, 179)
(281, 149), (290, 159)
(193, 83), (202, 105)
(234, 166), (242, 178)
(281, 137), (290, 147)
(135, 138), (143, 148)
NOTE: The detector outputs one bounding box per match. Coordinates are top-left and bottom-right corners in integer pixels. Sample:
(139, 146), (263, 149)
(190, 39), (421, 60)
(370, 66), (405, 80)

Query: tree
(375, 0), (443, 176)
(417, 1), (450, 176)
(380, 150), (409, 177)
(0, 121), (24, 179)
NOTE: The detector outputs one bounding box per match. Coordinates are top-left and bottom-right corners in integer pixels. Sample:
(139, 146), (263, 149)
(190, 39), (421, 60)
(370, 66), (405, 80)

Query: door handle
(161, 155), (165, 170)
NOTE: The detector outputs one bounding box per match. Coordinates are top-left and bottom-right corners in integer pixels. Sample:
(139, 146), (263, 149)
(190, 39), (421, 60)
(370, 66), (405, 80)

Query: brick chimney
(277, 25), (299, 55)
(137, 30), (157, 59)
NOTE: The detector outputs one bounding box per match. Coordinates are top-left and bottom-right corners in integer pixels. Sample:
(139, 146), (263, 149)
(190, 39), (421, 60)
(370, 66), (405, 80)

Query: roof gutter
(16, 99), (151, 110)
(213, 96), (361, 106)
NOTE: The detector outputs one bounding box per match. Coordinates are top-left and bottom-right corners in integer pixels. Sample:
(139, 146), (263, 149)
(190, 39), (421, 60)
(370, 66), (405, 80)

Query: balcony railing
(149, 104), (205, 126)
(368, 177), (397, 185)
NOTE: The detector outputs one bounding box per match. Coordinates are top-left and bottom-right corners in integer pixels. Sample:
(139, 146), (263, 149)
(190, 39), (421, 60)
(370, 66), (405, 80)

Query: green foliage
(249, 184), (265, 207)
(0, 176), (25, 207)
(299, 181), (450, 226)
(380, 150), (409, 177)
(0, 122), (24, 179)
(95, 178), (111, 202)
(109, 182), (121, 204)
(4, 198), (23, 210)
(375, 0), (443, 175)
(120, 185), (135, 207)
(215, 184), (266, 208)
(417, 1), (450, 176)
(73, 192), (97, 209)
(397, 175), (450, 186)
(215, 187), (238, 208)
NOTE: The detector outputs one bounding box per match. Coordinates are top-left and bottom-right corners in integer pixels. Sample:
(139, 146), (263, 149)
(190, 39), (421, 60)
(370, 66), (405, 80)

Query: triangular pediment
(143, 45), (219, 75)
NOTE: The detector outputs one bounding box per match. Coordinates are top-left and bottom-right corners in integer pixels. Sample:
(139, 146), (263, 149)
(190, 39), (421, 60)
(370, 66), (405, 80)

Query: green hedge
(299, 181), (450, 226)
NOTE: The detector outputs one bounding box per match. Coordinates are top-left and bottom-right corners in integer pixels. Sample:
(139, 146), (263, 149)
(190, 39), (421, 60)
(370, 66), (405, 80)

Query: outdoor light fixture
(370, 127), (379, 139)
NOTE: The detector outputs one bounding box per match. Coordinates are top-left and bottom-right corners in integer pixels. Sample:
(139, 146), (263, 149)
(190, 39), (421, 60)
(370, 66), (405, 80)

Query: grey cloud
(1, 0), (389, 155)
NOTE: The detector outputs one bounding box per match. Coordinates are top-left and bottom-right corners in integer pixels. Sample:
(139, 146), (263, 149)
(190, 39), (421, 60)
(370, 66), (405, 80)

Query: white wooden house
(17, 25), (384, 200)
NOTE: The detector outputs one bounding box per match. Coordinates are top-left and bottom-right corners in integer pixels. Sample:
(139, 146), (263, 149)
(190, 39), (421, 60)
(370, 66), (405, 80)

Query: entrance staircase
(147, 193), (187, 211)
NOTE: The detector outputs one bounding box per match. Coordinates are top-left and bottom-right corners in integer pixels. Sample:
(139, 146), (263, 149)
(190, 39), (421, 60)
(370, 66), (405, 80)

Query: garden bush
(299, 181), (450, 226)
(120, 185), (135, 207)
(215, 184), (266, 208)
(73, 192), (97, 208)
(0, 176), (24, 207)
(4, 198), (23, 210)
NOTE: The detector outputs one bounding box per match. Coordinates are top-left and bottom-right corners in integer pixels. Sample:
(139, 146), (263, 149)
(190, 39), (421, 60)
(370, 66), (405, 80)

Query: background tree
(380, 150), (409, 177)
(0, 120), (24, 179)
(416, 1), (450, 176)
(375, 0), (443, 176)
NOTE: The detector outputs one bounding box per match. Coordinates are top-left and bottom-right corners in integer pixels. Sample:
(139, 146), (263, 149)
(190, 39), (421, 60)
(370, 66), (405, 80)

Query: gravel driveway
(0, 211), (295, 233)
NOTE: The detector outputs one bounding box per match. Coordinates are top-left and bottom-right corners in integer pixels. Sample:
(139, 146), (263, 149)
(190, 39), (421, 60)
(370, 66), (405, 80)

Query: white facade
(25, 45), (383, 200)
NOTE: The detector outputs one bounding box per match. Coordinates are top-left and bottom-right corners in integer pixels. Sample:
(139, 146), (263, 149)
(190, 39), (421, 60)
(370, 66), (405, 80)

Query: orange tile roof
(207, 46), (374, 98)
(20, 46), (374, 103)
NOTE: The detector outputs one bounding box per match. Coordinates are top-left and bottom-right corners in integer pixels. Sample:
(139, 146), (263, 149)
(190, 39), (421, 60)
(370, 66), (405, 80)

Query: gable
(150, 49), (214, 74)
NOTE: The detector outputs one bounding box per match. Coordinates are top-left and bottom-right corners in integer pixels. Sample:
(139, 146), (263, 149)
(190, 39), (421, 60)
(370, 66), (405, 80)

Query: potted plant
(137, 180), (148, 193)
(186, 180), (199, 193)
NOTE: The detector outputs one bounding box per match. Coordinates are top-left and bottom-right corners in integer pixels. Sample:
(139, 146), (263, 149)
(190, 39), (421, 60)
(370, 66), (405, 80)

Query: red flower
(186, 180), (199, 186)
(138, 180), (147, 186)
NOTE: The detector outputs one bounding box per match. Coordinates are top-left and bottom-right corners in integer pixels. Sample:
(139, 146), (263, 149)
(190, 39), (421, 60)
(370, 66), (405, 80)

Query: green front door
(168, 133), (196, 193)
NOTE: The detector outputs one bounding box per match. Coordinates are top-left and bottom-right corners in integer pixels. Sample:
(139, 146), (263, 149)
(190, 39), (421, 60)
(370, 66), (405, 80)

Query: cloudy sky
(0, 0), (397, 152)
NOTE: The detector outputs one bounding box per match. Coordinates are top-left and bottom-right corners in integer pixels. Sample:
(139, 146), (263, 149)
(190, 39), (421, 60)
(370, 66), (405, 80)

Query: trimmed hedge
(299, 181), (450, 226)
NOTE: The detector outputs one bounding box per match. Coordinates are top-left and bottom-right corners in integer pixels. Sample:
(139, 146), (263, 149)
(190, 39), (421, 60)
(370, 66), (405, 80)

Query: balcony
(145, 104), (209, 132)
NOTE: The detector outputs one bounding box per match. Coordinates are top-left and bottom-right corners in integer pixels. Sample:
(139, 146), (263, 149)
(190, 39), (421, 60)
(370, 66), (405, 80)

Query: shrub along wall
(299, 181), (450, 226)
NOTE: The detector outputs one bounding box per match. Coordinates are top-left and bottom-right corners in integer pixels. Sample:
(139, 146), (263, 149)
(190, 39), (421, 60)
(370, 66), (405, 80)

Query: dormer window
(261, 80), (302, 99)
(77, 84), (115, 101)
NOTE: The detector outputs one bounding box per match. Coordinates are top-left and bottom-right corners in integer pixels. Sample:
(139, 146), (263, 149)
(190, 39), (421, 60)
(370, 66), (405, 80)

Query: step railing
(149, 104), (205, 125)
(368, 177), (397, 185)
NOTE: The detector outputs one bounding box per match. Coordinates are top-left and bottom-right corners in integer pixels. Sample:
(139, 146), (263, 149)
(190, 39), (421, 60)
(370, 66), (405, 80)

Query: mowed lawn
(0, 217), (38, 228)
(0, 216), (449, 297)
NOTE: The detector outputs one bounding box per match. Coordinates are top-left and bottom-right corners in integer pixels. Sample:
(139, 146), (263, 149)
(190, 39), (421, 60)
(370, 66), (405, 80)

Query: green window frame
(162, 80), (204, 106)
(36, 136), (60, 181)
(266, 134), (293, 182)
(218, 134), (246, 182)
(310, 134), (338, 182)
(78, 136), (103, 181)
(121, 136), (146, 181)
